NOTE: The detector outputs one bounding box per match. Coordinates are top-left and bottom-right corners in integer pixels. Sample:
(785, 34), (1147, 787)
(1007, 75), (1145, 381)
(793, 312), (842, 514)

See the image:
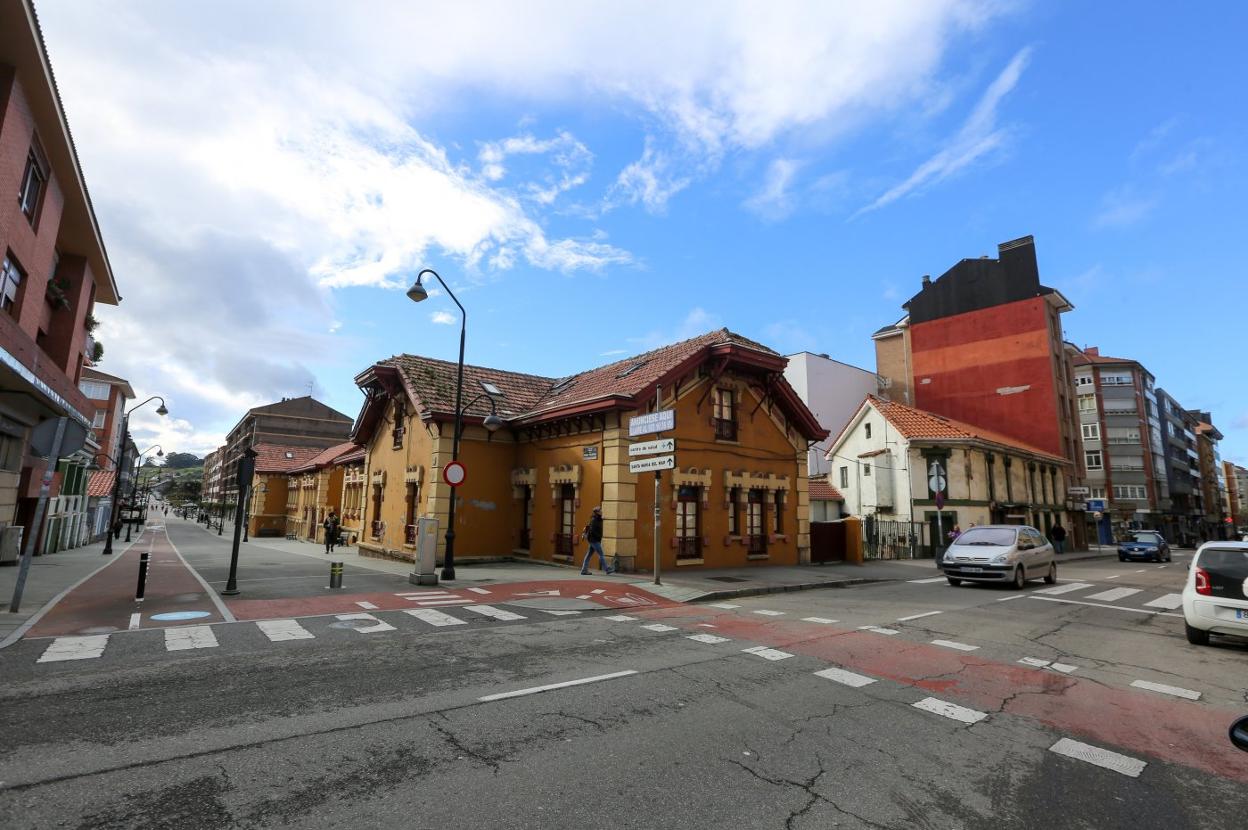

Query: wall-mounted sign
(582, 446), (599, 461)
(1086, 498), (1106, 511)
(629, 438), (675, 456)
(629, 455), (675, 473)
(1067, 486), (1090, 496)
(629, 410), (675, 437)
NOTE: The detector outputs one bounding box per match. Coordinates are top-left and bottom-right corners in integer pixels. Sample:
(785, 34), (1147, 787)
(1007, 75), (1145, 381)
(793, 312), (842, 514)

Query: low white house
(825, 396), (1074, 543)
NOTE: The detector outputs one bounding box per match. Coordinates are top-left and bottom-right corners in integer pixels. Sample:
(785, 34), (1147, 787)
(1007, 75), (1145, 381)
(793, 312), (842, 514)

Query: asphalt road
(2, 524), (1246, 829)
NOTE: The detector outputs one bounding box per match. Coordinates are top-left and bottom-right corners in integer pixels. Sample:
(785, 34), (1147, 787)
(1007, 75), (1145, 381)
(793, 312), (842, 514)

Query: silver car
(939, 525), (1057, 589)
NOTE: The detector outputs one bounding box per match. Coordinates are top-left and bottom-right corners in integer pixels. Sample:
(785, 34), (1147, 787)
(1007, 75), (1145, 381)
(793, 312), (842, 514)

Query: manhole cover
(503, 597), (599, 611)
(149, 611), (212, 621)
(708, 576), (748, 583)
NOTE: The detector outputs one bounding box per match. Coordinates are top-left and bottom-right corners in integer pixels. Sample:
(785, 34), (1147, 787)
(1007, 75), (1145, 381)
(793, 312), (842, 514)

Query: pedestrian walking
(1050, 521), (1067, 554)
(947, 524), (962, 543)
(323, 510), (341, 554)
(579, 506), (612, 575)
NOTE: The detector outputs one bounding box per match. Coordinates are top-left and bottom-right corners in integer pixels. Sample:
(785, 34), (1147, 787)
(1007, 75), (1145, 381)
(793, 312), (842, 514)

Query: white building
(783, 352), (880, 477)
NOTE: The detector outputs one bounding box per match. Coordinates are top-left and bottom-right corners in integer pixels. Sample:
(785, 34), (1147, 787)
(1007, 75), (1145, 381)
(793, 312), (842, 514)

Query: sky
(35, 0), (1248, 465)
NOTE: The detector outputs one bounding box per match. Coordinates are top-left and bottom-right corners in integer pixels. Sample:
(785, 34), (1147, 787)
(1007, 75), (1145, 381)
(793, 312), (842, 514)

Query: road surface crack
(429, 715), (501, 775)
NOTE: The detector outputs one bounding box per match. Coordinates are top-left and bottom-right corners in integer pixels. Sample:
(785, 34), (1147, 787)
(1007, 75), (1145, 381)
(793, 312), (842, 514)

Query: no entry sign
(443, 460), (467, 487)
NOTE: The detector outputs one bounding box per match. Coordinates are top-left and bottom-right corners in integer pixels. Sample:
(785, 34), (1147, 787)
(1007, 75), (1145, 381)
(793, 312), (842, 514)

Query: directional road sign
(629, 410), (674, 437)
(629, 438), (675, 457)
(629, 455), (675, 473)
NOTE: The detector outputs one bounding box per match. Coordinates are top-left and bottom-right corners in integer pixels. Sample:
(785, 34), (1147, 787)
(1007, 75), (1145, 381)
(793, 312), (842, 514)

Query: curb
(688, 577), (897, 604)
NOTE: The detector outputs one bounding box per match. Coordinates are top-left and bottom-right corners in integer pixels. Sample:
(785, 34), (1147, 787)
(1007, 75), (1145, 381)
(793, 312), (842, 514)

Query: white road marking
(590, 589), (606, 594)
(753, 610), (786, 616)
(1029, 596), (1184, 618)
(742, 645), (793, 661)
(540, 610), (582, 616)
(686, 633), (730, 644)
(697, 624), (717, 628)
(466, 587), (492, 594)
(912, 697), (987, 724)
(932, 639), (979, 652)
(709, 603), (740, 609)
(814, 667), (876, 688)
(128, 613), (141, 631)
(604, 615), (637, 622)
(334, 613), (396, 633)
(37, 635), (109, 663)
(354, 601), (379, 610)
(801, 617), (839, 624)
(858, 626), (900, 636)
(164, 625), (218, 651)
(1134, 569), (1148, 573)
(908, 577), (947, 584)
(898, 611), (942, 622)
(1130, 679), (1201, 700)
(405, 598), (473, 607)
(478, 670), (638, 702)
(1050, 663), (1077, 674)
(1035, 582), (1093, 595)
(1018, 657), (1050, 668)
(1085, 587), (1142, 602)
(403, 608), (467, 627)
(995, 595), (1026, 602)
(256, 619), (315, 641)
(1143, 593), (1183, 610)
(1049, 738), (1146, 778)
(641, 623), (678, 632)
(463, 605), (526, 622)
(397, 592), (459, 598)
(1104, 575), (1120, 580)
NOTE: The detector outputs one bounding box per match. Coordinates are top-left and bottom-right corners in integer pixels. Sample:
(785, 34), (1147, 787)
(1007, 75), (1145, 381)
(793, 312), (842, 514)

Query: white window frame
(1081, 423), (1100, 440)
(1074, 375), (1094, 388)
(1084, 450), (1103, 471)
(1077, 394), (1097, 412)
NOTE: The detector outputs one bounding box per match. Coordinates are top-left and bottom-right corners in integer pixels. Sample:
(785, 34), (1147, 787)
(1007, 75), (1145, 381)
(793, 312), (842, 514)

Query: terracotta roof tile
(869, 396), (1068, 463)
(333, 445), (365, 465)
(87, 469), (115, 497)
(384, 356), (553, 419)
(289, 441), (360, 474)
(808, 477), (843, 501)
(252, 443), (322, 474)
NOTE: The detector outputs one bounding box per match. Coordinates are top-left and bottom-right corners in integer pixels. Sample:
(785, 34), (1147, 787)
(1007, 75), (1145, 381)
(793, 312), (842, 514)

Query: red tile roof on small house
(288, 441), (360, 474)
(808, 476), (843, 502)
(867, 396), (1067, 464)
(87, 469), (116, 498)
(333, 445), (366, 466)
(252, 444), (322, 474)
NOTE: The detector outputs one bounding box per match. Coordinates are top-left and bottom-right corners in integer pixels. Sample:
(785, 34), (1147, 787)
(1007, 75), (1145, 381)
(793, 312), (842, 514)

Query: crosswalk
(907, 576), (1187, 614)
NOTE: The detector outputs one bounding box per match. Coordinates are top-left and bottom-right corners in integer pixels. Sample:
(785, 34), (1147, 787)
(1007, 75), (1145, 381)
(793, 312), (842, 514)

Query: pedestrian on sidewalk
(579, 506), (612, 575)
(323, 510), (341, 554)
(1050, 521), (1067, 554)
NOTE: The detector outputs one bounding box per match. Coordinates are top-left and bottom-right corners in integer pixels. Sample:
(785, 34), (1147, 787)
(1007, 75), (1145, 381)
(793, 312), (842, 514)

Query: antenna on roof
(306, 381), (314, 397)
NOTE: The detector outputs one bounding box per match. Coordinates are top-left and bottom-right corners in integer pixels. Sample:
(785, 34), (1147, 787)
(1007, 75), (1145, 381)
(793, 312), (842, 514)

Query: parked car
(1181, 541), (1248, 646)
(1118, 530), (1171, 563)
(940, 525), (1056, 589)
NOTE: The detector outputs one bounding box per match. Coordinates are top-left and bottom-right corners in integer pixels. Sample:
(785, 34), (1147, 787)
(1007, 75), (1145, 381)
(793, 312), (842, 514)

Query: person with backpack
(579, 506), (613, 575)
(323, 510), (341, 554)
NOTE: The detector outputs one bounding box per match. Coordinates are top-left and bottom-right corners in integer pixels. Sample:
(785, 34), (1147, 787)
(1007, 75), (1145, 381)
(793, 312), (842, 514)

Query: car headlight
(992, 551), (1014, 565)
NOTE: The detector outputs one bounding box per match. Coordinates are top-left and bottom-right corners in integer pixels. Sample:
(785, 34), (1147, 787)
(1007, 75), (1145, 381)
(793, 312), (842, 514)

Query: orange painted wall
(910, 295), (1063, 456)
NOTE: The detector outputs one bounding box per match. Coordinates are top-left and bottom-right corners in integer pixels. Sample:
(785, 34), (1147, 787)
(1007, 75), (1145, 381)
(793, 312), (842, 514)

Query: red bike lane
(26, 527), (229, 637)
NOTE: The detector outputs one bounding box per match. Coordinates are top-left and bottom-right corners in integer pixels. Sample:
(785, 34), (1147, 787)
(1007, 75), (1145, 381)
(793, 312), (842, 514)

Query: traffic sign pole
(653, 470), (661, 586)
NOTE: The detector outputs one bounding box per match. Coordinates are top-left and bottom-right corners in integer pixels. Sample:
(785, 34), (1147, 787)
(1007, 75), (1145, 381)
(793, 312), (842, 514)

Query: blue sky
(36, 1), (1248, 464)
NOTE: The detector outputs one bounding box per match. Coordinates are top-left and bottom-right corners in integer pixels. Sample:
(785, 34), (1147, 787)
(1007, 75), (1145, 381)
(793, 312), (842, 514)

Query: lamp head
(156, 404), (169, 416)
(406, 278), (429, 303)
(157, 449), (164, 457)
(483, 414), (504, 433)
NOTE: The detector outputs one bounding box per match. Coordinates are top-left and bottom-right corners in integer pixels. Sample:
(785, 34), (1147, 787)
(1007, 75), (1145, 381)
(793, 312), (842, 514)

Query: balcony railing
(714, 419), (737, 441)
(747, 534), (768, 555)
(677, 536), (702, 560)
(554, 533), (575, 557)
(371, 520), (383, 540)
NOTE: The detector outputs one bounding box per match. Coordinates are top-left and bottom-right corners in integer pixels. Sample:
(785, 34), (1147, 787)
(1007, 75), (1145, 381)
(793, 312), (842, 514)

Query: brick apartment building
(0, 0), (120, 550)
(873, 235), (1087, 548)
(78, 367), (133, 538)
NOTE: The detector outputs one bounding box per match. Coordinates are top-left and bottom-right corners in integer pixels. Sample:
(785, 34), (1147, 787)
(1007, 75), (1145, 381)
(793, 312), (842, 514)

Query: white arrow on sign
(629, 454), (675, 473)
(629, 438), (675, 457)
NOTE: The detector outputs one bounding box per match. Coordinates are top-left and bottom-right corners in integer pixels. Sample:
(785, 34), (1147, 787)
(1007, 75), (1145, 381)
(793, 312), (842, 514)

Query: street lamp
(406, 268), (472, 580)
(125, 445), (163, 542)
(103, 396), (168, 555)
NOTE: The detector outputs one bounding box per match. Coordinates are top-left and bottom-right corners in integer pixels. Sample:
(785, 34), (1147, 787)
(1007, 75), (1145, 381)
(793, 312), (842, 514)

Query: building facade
(244, 444), (320, 537)
(1224, 461), (1248, 535)
(352, 330), (826, 571)
(0, 1), (120, 553)
(1155, 389), (1204, 545)
(280, 441), (356, 544)
(1191, 414), (1227, 540)
(782, 351), (879, 476)
(826, 396), (1073, 548)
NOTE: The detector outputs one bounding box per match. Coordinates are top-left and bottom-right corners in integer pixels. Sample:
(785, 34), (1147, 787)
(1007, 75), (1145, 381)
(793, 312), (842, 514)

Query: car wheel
(1012, 567), (1026, 590)
(1044, 563), (1057, 584)
(946, 577), (961, 586)
(1184, 622), (1210, 646)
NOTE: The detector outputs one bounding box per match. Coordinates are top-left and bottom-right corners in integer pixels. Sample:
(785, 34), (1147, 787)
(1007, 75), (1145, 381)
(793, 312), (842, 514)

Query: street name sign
(629, 438), (675, 456)
(629, 455), (675, 473)
(1067, 486), (1090, 496)
(629, 410), (674, 437)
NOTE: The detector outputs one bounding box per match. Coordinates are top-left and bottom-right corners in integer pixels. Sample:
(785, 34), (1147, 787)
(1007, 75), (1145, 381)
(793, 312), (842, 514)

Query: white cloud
(858, 47), (1032, 214)
(607, 140), (692, 214)
(744, 158), (803, 220)
(1093, 188), (1158, 228)
(600, 349), (629, 357)
(430, 311), (457, 325)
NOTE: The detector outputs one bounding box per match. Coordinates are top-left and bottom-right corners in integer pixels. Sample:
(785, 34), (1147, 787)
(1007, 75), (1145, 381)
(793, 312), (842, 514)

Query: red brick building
(0, 0), (120, 538)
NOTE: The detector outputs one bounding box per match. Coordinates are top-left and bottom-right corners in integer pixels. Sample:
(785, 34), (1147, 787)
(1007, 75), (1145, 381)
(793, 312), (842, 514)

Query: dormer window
(550, 377), (576, 395)
(615, 361), (647, 379)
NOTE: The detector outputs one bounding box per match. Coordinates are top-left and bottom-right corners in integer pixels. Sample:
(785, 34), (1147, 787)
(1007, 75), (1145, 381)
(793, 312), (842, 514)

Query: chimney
(1085, 347), (1099, 357)
(921, 274), (931, 288)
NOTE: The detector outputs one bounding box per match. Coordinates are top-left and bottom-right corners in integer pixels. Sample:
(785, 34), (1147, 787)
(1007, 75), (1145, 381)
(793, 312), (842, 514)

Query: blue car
(1118, 530), (1171, 562)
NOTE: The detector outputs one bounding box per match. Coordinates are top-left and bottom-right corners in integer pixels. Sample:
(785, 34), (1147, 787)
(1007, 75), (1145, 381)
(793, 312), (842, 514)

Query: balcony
(714, 418), (738, 441)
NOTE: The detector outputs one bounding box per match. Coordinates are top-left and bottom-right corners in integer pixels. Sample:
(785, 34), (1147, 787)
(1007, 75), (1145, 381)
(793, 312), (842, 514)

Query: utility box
(0, 525), (23, 565)
(408, 517), (440, 586)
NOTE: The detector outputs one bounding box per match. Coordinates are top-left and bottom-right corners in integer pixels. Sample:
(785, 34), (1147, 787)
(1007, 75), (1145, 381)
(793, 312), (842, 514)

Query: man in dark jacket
(579, 506), (613, 575)
(323, 510), (341, 554)
(1050, 522), (1067, 554)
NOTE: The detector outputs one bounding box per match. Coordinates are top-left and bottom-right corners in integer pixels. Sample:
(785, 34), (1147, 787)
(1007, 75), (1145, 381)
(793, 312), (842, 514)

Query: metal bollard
(329, 561), (344, 589)
(136, 549), (150, 600)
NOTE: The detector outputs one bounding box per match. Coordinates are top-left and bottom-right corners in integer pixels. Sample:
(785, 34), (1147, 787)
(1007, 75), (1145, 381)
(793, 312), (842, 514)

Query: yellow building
(336, 446), (367, 545)
(352, 329), (827, 571)
(245, 444), (320, 537)
(283, 441), (358, 544)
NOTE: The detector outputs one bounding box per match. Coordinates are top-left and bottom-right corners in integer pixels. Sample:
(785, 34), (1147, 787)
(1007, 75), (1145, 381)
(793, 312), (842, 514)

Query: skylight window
(480, 380), (503, 397)
(615, 361), (647, 379)
(550, 377), (576, 395)
(284, 451), (294, 459)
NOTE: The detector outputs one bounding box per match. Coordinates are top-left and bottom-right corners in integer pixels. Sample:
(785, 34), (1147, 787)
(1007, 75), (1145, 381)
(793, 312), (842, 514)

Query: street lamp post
(125, 445), (163, 543)
(103, 396), (168, 556)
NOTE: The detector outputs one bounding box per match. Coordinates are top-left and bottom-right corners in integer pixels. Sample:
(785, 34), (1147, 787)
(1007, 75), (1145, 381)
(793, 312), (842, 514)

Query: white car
(1181, 541), (1248, 645)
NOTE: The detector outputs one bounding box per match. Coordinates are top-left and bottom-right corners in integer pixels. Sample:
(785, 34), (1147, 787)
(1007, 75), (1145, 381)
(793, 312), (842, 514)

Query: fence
(863, 517), (935, 560)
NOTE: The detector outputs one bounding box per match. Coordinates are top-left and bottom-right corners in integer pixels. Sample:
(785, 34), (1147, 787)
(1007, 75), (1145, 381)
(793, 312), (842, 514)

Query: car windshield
(1129, 532), (1162, 544)
(952, 527), (1016, 546)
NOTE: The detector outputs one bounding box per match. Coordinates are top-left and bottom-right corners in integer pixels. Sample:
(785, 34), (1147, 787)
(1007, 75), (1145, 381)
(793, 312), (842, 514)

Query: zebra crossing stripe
(742, 645), (793, 661)
(814, 667), (876, 687)
(464, 605), (527, 622)
(466, 587), (492, 594)
(1143, 593), (1183, 610)
(165, 625), (218, 651)
(1085, 587), (1141, 602)
(604, 615), (638, 622)
(257, 619), (314, 641)
(334, 613), (396, 633)
(1035, 582), (1093, 595)
(37, 635), (109, 662)
(801, 617), (839, 624)
(641, 623), (678, 632)
(686, 633), (730, 644)
(403, 608), (467, 627)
